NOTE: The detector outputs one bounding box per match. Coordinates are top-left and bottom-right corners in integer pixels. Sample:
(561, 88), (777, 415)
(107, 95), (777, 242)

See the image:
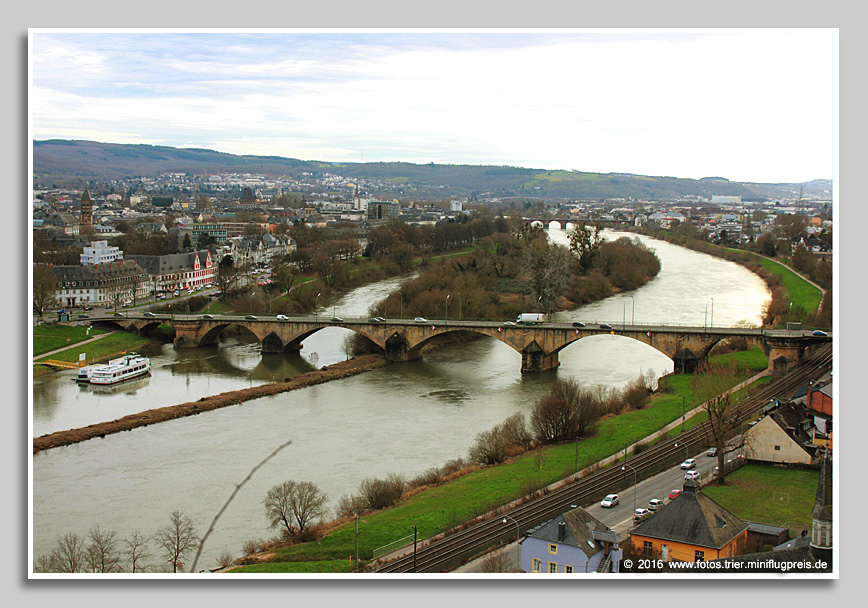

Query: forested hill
(32, 139), (832, 201)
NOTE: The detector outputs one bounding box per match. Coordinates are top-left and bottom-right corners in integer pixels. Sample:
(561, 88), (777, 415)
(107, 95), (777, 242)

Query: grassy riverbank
(33, 324), (110, 357)
(32, 328), (155, 378)
(229, 347), (769, 573)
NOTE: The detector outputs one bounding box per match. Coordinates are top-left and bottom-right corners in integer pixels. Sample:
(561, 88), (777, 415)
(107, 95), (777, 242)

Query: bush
(359, 474), (406, 510)
(335, 494), (367, 519)
(531, 379), (604, 444)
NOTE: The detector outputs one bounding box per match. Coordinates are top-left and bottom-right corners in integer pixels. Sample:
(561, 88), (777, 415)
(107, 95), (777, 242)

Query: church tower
(79, 186), (94, 234)
(810, 448), (832, 566)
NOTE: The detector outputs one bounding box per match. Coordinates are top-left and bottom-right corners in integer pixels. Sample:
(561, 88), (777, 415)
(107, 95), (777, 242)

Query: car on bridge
(599, 323), (613, 330)
(812, 330), (828, 336)
(245, 315), (258, 320)
(203, 314), (214, 319)
(276, 315), (289, 320)
(368, 317), (386, 323)
(331, 317), (344, 322)
(414, 317), (428, 323)
(572, 321), (585, 328)
(144, 312), (156, 318)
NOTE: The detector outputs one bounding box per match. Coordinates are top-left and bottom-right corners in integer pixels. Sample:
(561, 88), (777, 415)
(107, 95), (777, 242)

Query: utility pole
(412, 525), (418, 573)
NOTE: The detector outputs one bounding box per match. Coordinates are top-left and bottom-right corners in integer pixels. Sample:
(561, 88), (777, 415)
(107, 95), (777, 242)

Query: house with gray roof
(126, 249), (219, 293)
(519, 507), (624, 573)
(628, 478), (750, 563)
(744, 401), (819, 466)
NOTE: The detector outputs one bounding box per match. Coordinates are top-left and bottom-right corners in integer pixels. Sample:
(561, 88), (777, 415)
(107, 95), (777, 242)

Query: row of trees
(34, 511), (201, 574)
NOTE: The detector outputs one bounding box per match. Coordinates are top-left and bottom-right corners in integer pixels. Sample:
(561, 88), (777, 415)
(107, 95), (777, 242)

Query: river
(31, 228), (770, 571)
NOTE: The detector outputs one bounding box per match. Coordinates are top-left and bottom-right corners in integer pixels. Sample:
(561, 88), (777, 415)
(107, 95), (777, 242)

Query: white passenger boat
(76, 356), (126, 382)
(87, 354), (151, 385)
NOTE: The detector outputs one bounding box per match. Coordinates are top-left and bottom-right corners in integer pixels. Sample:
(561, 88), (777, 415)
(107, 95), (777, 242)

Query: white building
(80, 241), (124, 266)
(451, 200), (464, 212)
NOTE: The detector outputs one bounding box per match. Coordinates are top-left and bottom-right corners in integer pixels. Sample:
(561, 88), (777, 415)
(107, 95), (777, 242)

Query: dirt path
(32, 354), (388, 454)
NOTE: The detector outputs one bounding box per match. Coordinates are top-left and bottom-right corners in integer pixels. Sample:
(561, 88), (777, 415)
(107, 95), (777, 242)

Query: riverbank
(32, 353), (388, 454)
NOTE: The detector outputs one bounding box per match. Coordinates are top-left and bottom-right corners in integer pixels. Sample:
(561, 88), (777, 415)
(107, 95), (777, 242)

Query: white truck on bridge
(516, 313), (545, 325)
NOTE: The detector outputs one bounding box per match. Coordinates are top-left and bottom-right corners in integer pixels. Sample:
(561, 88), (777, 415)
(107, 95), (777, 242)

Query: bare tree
(33, 264), (58, 320)
(155, 511), (199, 573)
(481, 545), (512, 573)
(693, 360), (751, 485)
(265, 480), (328, 536)
(524, 238), (572, 314)
(124, 530), (151, 573)
(49, 532), (87, 573)
(84, 525), (122, 572)
(530, 379), (603, 444)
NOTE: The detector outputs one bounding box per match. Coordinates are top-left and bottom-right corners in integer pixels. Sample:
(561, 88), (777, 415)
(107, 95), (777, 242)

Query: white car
(680, 458), (697, 470)
(633, 508), (650, 521)
(414, 317), (428, 323)
(276, 314), (289, 320)
(685, 470), (701, 481)
(648, 498), (664, 511)
(600, 494), (619, 508)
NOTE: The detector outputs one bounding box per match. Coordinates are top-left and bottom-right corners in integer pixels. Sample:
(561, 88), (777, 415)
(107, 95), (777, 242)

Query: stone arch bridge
(91, 314), (831, 374)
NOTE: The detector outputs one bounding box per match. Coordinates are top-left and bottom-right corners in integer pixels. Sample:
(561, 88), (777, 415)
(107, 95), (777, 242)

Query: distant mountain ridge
(32, 139), (832, 201)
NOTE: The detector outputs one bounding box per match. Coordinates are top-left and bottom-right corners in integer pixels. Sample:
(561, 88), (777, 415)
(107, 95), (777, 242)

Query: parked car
(668, 489), (682, 500)
(414, 317), (428, 323)
(600, 494), (620, 508)
(685, 470), (701, 481)
(77, 314), (89, 319)
(812, 330), (828, 336)
(648, 498), (664, 511)
(599, 323), (612, 330)
(572, 321), (585, 328)
(706, 447), (717, 457)
(245, 315), (258, 320)
(144, 312), (156, 318)
(633, 508), (650, 521)
(276, 314), (289, 320)
(331, 317), (344, 323)
(82, 305), (94, 311)
(680, 458), (697, 470)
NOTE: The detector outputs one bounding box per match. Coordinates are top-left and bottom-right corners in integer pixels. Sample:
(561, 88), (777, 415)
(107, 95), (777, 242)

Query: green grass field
(702, 465), (819, 528)
(34, 331), (151, 366)
(33, 324), (110, 357)
(727, 250), (823, 316)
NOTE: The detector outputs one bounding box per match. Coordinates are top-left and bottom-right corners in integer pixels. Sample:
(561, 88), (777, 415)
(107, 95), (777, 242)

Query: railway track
(375, 344), (832, 573)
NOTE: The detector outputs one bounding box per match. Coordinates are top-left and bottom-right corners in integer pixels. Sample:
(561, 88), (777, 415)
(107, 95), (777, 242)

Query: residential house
(744, 401), (818, 466)
(628, 477), (749, 563)
(227, 233), (296, 268)
(520, 507), (624, 573)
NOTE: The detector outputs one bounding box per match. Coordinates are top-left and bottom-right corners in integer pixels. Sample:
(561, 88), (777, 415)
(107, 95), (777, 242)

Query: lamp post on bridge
(315, 292), (321, 322)
(445, 294), (450, 327)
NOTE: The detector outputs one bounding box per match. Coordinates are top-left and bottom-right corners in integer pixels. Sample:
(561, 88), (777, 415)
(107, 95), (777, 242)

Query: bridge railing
(83, 313), (829, 337)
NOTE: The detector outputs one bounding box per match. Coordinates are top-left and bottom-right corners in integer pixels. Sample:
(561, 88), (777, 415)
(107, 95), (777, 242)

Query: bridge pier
(767, 342), (806, 374)
(521, 343), (560, 373)
(384, 332), (422, 363)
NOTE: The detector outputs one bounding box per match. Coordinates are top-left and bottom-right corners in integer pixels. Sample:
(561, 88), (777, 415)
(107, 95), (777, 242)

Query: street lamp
(621, 464), (637, 514)
(315, 292), (321, 322)
(249, 291), (256, 314)
(675, 442), (689, 460)
(502, 514), (520, 572)
(445, 294), (450, 326)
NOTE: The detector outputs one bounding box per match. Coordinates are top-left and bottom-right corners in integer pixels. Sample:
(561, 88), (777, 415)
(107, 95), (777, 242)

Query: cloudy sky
(30, 30), (836, 184)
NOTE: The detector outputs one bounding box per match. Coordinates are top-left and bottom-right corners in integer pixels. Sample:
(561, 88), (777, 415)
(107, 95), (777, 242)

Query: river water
(31, 228), (770, 571)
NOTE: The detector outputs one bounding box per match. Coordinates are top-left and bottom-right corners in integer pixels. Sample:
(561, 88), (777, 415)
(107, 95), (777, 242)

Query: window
(695, 550), (705, 562)
(548, 562), (557, 573)
(774, 445), (781, 451)
(643, 541), (653, 554)
(548, 544), (558, 555)
(532, 558), (541, 573)
(564, 565), (573, 573)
